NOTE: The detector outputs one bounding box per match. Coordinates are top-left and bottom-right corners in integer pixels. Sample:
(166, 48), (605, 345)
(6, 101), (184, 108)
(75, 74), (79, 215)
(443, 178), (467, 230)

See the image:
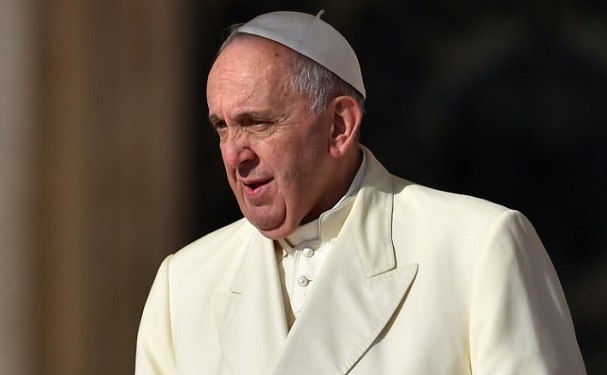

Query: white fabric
(276, 197), (355, 326)
(238, 11), (366, 98)
(135, 147), (586, 375)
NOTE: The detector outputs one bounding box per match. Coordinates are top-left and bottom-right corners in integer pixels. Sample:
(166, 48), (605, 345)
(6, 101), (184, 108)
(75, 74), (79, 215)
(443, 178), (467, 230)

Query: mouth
(242, 178), (273, 193)
(244, 181), (265, 189)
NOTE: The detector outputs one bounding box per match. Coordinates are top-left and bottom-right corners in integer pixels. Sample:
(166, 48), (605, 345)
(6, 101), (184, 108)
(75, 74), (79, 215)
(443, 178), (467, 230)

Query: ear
(328, 96), (362, 158)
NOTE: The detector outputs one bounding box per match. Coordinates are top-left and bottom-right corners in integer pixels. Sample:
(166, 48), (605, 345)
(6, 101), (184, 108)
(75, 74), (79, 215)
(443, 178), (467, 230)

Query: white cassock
(136, 146), (586, 375)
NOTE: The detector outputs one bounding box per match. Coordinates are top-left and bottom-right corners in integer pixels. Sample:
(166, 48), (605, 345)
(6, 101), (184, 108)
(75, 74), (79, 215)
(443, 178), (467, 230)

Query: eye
(209, 119), (227, 132)
(244, 119), (268, 128)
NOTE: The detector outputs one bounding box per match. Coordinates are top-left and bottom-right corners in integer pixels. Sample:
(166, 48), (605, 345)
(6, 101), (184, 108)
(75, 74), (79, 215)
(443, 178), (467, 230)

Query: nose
(220, 129), (256, 172)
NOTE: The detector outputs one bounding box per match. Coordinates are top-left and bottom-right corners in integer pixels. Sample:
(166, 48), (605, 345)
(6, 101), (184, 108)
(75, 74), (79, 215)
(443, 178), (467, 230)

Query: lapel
(271, 149), (419, 375)
(213, 229), (288, 375)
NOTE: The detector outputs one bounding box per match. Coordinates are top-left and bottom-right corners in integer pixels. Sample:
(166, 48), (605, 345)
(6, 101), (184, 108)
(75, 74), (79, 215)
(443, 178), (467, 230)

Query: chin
(243, 207), (295, 240)
(255, 222), (296, 241)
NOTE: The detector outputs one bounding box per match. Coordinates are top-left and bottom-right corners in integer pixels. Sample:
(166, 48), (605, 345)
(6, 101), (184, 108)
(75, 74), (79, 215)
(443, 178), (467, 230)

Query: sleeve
(469, 210), (586, 374)
(135, 255), (176, 375)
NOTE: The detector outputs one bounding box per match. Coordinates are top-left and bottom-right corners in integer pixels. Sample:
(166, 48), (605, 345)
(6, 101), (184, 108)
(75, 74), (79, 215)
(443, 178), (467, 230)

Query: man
(136, 10), (586, 374)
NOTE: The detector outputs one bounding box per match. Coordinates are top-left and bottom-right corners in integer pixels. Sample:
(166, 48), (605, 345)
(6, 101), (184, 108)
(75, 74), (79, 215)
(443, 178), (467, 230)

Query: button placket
(294, 246), (316, 290)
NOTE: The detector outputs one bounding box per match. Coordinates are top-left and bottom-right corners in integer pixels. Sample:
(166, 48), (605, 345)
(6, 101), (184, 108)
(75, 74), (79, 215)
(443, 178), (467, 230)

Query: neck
(300, 145), (363, 226)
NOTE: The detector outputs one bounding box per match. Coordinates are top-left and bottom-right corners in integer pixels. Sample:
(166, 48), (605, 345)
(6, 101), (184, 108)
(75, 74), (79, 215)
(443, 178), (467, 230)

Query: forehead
(207, 36), (293, 97)
(206, 37), (308, 123)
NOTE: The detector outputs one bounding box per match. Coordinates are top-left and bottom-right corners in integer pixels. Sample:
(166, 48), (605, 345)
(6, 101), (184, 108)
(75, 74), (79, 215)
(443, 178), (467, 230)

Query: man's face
(207, 37), (336, 240)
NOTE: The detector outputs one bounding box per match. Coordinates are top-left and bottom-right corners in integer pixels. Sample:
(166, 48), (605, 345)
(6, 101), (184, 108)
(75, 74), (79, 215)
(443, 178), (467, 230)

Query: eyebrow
(208, 111), (275, 125)
(208, 114), (221, 125)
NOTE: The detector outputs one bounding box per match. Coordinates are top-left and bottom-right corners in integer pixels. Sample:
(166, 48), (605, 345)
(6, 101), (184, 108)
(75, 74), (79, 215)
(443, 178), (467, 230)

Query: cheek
(279, 155), (318, 198)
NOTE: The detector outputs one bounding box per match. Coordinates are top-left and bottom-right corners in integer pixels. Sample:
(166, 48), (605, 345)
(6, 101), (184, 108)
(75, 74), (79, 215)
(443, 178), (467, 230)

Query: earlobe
(329, 96), (362, 158)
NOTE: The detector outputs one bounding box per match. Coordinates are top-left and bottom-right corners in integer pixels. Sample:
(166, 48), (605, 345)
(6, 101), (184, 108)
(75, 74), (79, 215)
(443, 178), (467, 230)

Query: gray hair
(217, 26), (365, 115)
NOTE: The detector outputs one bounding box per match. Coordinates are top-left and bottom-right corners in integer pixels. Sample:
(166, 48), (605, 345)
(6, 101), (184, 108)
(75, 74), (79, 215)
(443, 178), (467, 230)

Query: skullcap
(237, 10), (366, 98)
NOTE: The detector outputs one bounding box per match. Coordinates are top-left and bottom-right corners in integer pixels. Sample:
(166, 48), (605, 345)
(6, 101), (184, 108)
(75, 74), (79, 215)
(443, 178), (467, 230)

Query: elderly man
(136, 10), (585, 374)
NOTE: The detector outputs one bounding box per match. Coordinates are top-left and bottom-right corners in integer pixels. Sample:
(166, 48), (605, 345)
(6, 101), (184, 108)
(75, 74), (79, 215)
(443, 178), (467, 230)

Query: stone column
(0, 0), (38, 373)
(36, 0), (190, 373)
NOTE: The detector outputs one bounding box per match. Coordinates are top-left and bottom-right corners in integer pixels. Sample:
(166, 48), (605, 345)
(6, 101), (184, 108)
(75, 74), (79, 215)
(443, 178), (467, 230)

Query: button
(302, 248), (314, 258)
(297, 276), (310, 287)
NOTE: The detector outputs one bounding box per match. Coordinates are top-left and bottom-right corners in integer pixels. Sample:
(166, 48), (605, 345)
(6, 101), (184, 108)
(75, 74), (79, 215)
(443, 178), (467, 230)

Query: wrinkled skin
(207, 36), (360, 240)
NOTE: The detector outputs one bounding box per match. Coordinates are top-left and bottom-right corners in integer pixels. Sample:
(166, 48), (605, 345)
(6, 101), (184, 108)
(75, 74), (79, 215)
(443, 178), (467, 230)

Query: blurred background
(1, 0), (605, 374)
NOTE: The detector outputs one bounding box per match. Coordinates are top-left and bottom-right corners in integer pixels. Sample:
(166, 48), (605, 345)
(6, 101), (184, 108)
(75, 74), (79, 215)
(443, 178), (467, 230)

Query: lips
(241, 178), (273, 197)
(244, 180), (268, 189)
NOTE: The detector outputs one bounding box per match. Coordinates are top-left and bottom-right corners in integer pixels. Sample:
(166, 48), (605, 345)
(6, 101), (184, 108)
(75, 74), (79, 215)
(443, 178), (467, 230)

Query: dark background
(190, 1), (606, 372)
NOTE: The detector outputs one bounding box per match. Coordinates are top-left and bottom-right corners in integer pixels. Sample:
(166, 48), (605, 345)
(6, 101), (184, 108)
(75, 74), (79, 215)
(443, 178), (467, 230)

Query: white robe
(136, 148), (585, 374)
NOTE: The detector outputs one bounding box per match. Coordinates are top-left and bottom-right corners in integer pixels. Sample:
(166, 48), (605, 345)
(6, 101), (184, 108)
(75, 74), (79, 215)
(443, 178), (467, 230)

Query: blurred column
(37, 0), (190, 374)
(0, 0), (38, 373)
